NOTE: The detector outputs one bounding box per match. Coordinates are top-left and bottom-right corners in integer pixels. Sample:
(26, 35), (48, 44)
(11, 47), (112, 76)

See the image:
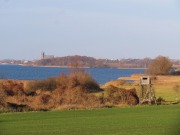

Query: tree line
(33, 55), (153, 68)
(34, 55), (179, 75)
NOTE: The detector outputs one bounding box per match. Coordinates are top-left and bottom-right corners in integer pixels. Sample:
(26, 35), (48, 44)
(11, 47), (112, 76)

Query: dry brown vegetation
(0, 71), (139, 112)
(102, 85), (139, 106)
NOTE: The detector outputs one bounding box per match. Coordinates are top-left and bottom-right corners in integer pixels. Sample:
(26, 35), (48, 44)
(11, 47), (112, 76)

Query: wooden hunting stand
(139, 76), (157, 105)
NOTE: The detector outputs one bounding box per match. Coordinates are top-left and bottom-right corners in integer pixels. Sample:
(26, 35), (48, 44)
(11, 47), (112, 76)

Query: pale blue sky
(0, 0), (180, 60)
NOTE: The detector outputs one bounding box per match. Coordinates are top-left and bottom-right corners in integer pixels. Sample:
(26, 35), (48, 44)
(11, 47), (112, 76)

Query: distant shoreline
(25, 65), (91, 69)
(118, 67), (147, 70)
(24, 64), (147, 69)
(0, 64), (147, 69)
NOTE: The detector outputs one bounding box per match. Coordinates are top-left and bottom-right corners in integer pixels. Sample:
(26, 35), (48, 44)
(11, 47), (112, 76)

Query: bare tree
(147, 56), (172, 75)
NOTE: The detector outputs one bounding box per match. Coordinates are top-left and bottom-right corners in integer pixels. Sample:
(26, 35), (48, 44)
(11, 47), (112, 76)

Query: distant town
(0, 52), (180, 69)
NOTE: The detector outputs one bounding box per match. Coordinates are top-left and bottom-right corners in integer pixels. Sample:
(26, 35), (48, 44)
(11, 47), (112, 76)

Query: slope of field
(0, 105), (179, 135)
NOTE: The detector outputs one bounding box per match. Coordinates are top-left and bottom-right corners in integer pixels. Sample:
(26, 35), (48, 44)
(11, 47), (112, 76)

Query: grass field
(154, 85), (180, 101)
(0, 105), (180, 135)
(106, 75), (180, 102)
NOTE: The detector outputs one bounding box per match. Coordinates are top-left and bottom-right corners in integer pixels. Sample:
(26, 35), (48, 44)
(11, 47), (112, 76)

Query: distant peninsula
(1, 55), (180, 69)
(32, 55), (151, 68)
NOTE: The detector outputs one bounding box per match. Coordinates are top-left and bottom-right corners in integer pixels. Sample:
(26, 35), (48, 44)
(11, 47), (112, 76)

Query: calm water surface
(0, 65), (145, 84)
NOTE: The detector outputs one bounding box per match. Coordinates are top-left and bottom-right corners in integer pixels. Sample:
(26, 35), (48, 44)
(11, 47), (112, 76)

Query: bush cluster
(103, 85), (139, 105)
(0, 71), (139, 112)
(0, 81), (24, 96)
(24, 71), (100, 94)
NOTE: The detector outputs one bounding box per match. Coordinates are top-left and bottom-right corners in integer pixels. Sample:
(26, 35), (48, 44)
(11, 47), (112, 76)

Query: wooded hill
(1, 55), (179, 69)
(33, 55), (153, 68)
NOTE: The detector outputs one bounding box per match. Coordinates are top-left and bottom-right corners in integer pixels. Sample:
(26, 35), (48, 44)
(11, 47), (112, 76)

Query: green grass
(110, 84), (180, 101)
(153, 85), (180, 101)
(0, 105), (180, 135)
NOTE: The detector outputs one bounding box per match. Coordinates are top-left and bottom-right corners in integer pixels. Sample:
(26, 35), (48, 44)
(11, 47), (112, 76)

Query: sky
(0, 0), (180, 60)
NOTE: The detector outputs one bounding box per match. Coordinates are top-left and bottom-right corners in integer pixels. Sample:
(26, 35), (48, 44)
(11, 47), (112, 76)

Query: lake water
(0, 65), (145, 84)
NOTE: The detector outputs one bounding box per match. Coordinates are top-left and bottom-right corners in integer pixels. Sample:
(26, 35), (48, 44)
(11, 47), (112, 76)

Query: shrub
(56, 71), (100, 92)
(0, 81), (24, 96)
(24, 71), (100, 94)
(68, 73), (80, 89)
(40, 93), (52, 105)
(52, 88), (65, 105)
(56, 73), (68, 89)
(69, 71), (100, 91)
(28, 92), (55, 111)
(126, 89), (139, 105)
(104, 85), (139, 105)
(66, 87), (100, 109)
(52, 87), (101, 110)
(156, 97), (165, 104)
(0, 88), (6, 108)
(24, 81), (37, 95)
(24, 78), (57, 95)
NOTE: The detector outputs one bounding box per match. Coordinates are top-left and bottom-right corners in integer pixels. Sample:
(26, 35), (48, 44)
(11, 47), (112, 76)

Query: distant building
(41, 52), (45, 60)
(41, 52), (54, 60)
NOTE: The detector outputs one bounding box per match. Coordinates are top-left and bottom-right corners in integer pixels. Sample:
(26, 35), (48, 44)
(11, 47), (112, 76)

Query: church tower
(41, 52), (45, 60)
